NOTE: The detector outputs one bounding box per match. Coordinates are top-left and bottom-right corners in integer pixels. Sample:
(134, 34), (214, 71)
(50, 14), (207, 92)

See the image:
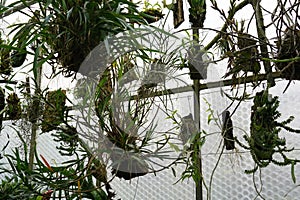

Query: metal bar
(191, 26), (203, 200)
(130, 72), (282, 100)
(194, 78), (202, 200)
(28, 46), (42, 171)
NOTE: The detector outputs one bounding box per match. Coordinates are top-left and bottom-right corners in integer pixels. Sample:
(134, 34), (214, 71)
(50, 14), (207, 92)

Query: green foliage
(0, 177), (32, 200)
(41, 89), (67, 132)
(10, 45), (27, 68)
(6, 93), (22, 120)
(0, 136), (110, 200)
(187, 0), (206, 27)
(8, 0), (146, 77)
(0, 36), (12, 75)
(240, 89), (300, 180)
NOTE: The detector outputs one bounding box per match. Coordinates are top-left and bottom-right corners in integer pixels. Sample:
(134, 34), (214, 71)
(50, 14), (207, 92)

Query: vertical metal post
(192, 29), (203, 200)
(29, 47), (42, 170)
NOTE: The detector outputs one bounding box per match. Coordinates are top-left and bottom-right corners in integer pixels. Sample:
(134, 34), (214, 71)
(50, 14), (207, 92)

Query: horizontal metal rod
(1, 72), (283, 121)
(130, 72), (282, 100)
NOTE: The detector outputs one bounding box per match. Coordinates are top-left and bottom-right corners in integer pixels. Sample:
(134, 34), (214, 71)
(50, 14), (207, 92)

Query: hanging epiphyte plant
(11, 41), (27, 68)
(8, 0), (146, 77)
(276, 26), (300, 80)
(140, 8), (164, 24)
(0, 35), (12, 75)
(224, 20), (261, 83)
(6, 92), (22, 120)
(52, 125), (79, 156)
(163, 0), (184, 28)
(141, 58), (166, 89)
(187, 0), (206, 28)
(117, 54), (138, 85)
(41, 89), (67, 132)
(140, 1), (164, 24)
(235, 31), (260, 75)
(236, 89), (300, 178)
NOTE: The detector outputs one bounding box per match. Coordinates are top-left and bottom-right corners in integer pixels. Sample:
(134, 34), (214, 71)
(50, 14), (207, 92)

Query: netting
(1, 78), (300, 199)
(105, 81), (300, 200)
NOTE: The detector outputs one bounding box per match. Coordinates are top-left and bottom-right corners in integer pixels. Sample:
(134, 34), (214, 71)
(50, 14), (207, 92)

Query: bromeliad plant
(237, 89), (300, 179)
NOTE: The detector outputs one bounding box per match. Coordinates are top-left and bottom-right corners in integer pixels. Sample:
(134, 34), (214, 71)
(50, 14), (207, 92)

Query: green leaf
(171, 167), (176, 177)
(4, 85), (14, 91)
(168, 142), (180, 152)
(291, 161), (296, 183)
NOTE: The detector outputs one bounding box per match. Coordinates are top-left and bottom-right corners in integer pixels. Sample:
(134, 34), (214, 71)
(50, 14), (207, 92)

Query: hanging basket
(140, 8), (164, 24)
(11, 46), (27, 68)
(110, 150), (148, 180)
(142, 59), (166, 88)
(187, 45), (208, 80)
(276, 28), (300, 80)
(41, 89), (66, 132)
(105, 113), (149, 180)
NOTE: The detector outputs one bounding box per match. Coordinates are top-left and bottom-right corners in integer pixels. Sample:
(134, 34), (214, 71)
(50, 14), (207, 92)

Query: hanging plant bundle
(94, 66), (152, 180)
(187, 0), (206, 28)
(224, 31), (261, 80)
(235, 32), (261, 75)
(0, 37), (12, 75)
(141, 58), (166, 88)
(140, 8), (164, 24)
(46, 0), (145, 77)
(11, 43), (27, 68)
(6, 93), (22, 120)
(118, 55), (138, 85)
(173, 0), (184, 28)
(41, 89), (66, 132)
(9, 0), (146, 77)
(238, 90), (300, 173)
(52, 126), (79, 156)
(276, 28), (300, 80)
(179, 113), (197, 145)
